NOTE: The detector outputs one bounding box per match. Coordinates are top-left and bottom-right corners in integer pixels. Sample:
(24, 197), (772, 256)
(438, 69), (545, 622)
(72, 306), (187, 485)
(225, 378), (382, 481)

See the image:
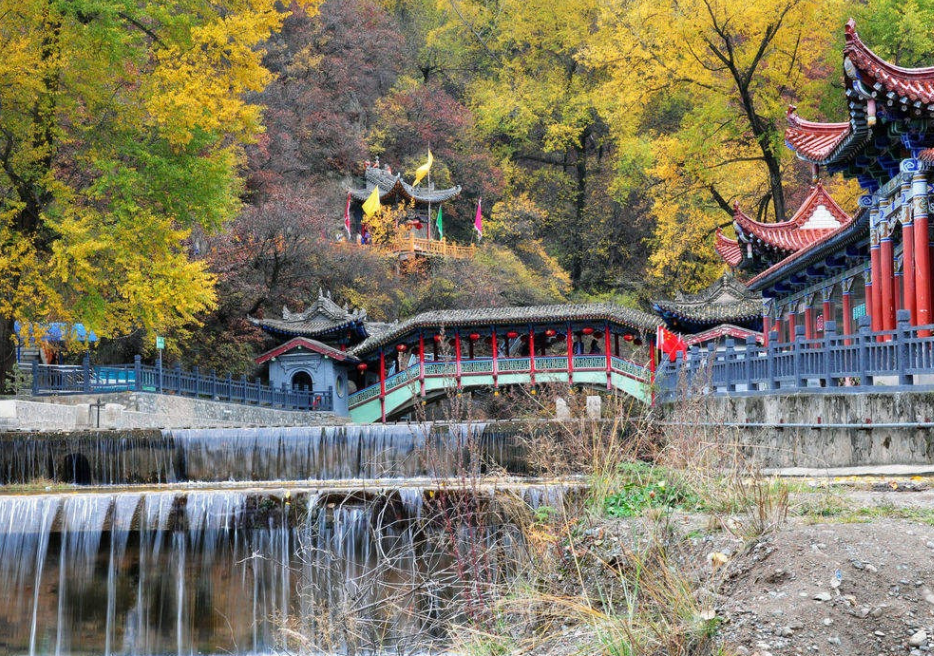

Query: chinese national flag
(657, 326), (687, 362)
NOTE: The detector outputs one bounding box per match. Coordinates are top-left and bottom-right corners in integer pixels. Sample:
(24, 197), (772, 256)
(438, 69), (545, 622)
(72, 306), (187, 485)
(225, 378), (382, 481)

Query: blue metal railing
(31, 355), (332, 412)
(657, 310), (934, 402)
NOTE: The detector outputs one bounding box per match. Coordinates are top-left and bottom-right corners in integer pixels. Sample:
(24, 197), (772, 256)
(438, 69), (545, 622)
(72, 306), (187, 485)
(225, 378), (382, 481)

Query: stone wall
(0, 392), (344, 431)
(664, 391), (934, 468)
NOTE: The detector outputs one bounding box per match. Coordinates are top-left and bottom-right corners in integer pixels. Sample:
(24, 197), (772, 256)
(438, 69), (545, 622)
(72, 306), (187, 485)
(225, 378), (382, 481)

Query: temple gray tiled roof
(350, 303), (661, 356)
(249, 290), (368, 339)
(653, 275), (762, 325)
(344, 164), (461, 205)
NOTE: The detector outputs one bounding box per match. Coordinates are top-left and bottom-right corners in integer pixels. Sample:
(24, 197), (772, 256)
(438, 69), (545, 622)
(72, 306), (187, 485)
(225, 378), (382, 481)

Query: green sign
(156, 336), (165, 350)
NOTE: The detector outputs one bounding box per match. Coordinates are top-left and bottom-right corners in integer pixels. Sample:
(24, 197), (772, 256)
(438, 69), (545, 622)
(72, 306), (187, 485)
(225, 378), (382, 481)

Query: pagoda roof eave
(843, 18), (934, 106)
(732, 183), (853, 253)
(255, 336), (359, 365)
(684, 324), (764, 346)
(747, 208), (870, 293)
(715, 229), (743, 268)
(651, 275), (763, 327)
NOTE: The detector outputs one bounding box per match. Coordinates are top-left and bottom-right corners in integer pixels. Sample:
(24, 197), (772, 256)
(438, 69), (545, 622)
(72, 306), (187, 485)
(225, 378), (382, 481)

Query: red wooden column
(565, 324), (574, 385)
(821, 287), (834, 337)
(913, 170), (932, 335)
(528, 326), (536, 390)
(804, 293), (815, 341)
(841, 278), (854, 345)
(604, 323), (612, 390)
(491, 328), (499, 390)
(895, 260), (903, 312)
(901, 175), (916, 322)
(864, 268), (874, 332)
(418, 333), (426, 397)
(454, 330), (462, 388)
(762, 315), (771, 347)
(879, 221), (896, 333)
(869, 224), (883, 333)
(787, 307), (797, 342)
(379, 349), (386, 423)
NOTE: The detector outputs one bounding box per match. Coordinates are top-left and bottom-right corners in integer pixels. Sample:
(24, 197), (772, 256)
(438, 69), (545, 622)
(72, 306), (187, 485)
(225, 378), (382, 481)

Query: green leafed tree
(0, 0), (317, 385)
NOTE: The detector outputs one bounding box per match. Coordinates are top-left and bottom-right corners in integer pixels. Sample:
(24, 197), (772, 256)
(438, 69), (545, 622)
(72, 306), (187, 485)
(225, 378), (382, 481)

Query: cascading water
(0, 422), (574, 655)
(0, 423), (530, 486)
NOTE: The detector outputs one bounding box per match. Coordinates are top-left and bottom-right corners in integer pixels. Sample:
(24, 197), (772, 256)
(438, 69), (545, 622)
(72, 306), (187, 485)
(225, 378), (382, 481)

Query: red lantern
(506, 331), (519, 339)
(544, 329), (556, 337)
(582, 327), (595, 335)
(623, 334), (634, 342)
(413, 221), (424, 230)
(433, 334), (444, 343)
(469, 332), (481, 341)
(356, 363), (368, 372)
(396, 343), (408, 352)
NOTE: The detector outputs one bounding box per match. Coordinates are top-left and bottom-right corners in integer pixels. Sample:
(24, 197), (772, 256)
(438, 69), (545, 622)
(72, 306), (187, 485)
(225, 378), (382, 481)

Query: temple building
(344, 161), (466, 258)
(710, 20), (934, 346)
(248, 290), (380, 415)
(652, 275), (763, 344)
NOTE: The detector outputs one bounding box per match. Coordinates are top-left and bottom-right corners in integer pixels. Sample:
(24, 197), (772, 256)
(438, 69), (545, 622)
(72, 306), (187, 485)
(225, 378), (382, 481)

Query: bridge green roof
(350, 303), (661, 356)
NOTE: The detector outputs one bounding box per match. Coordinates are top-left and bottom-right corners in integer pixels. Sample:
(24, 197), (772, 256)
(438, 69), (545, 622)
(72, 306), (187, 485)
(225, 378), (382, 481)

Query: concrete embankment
(0, 391), (342, 430)
(663, 391), (934, 468)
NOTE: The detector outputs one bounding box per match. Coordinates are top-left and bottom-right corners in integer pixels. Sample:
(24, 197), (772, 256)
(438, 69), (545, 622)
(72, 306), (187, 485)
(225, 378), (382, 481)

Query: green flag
(435, 205), (444, 239)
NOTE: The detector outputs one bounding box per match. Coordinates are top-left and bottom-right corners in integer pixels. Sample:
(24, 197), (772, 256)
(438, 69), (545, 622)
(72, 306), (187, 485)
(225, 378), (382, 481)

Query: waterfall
(0, 423), (531, 486)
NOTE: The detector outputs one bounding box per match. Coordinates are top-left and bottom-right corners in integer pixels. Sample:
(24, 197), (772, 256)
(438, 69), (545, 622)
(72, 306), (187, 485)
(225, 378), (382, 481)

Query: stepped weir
(0, 422), (574, 655)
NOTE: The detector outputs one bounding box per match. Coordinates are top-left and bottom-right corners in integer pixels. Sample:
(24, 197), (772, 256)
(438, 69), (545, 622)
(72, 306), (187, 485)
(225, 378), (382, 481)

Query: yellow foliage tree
(0, 0), (318, 383)
(589, 0), (846, 291)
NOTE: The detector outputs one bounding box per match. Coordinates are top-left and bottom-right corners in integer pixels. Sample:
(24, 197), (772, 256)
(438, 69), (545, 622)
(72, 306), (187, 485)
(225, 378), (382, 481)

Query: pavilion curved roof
(732, 182), (852, 254)
(715, 229), (743, 268)
(652, 275), (762, 328)
(747, 208), (870, 293)
(785, 19), (934, 169)
(249, 290), (369, 341)
(350, 303), (661, 356)
(345, 165), (461, 206)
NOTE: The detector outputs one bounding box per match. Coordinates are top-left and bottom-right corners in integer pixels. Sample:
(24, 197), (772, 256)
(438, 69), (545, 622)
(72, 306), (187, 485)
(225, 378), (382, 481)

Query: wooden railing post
(896, 309), (912, 386)
(32, 360), (39, 395)
(766, 330), (778, 390)
(724, 339), (736, 392)
(745, 335), (757, 392)
(83, 353), (92, 393)
(858, 315), (873, 387)
(134, 355), (142, 392)
(793, 325), (806, 389)
(824, 320), (837, 387)
(174, 363), (182, 394)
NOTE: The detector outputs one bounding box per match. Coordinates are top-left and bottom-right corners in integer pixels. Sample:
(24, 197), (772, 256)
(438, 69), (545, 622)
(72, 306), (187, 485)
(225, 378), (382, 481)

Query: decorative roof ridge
(665, 274), (757, 307)
(731, 183), (851, 254)
(844, 18), (934, 82)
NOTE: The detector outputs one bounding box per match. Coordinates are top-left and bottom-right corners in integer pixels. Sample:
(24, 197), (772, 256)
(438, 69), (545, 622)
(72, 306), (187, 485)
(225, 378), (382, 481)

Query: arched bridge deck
(349, 355), (652, 423)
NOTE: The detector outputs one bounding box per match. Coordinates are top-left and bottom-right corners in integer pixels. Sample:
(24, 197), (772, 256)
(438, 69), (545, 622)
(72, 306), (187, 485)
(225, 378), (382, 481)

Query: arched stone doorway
(291, 370), (313, 391)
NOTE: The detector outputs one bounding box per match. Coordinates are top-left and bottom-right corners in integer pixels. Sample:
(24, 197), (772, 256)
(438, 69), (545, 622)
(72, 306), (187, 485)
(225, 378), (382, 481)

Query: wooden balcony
(389, 234), (475, 259)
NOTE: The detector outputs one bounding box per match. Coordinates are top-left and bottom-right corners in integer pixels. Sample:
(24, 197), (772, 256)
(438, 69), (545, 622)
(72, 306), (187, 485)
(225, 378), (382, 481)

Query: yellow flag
(413, 150), (433, 186)
(362, 186), (381, 217)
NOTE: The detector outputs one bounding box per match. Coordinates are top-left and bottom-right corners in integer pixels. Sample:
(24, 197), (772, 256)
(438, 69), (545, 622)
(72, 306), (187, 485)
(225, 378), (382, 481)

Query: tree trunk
(570, 135), (588, 286)
(0, 317), (18, 394)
